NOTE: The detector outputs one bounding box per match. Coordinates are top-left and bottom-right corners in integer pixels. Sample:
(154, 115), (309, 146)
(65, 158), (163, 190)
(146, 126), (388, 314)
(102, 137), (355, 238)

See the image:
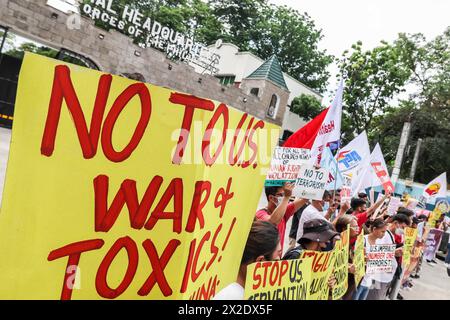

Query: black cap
(300, 218), (339, 243)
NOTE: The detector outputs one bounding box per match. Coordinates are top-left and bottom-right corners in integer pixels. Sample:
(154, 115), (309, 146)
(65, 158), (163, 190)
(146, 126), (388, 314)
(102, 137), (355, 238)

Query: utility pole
(391, 121), (411, 186)
(408, 138), (423, 182)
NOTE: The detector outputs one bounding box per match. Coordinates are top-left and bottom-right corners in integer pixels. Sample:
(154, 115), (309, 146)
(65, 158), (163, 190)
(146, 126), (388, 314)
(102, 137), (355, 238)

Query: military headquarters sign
(80, 0), (220, 73)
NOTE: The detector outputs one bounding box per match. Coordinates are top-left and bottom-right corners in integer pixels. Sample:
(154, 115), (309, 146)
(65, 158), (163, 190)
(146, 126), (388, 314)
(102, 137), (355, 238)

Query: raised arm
(367, 193), (390, 217)
(268, 182), (294, 225)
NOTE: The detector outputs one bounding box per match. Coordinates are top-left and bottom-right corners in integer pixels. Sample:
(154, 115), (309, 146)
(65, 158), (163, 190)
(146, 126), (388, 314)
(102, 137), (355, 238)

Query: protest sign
(340, 174), (352, 206)
(427, 207), (443, 228)
(353, 233), (366, 286)
(435, 197), (450, 218)
(423, 229), (444, 261)
(320, 147), (343, 190)
(332, 228), (350, 300)
(366, 244), (396, 274)
(244, 258), (313, 300)
(405, 198), (419, 211)
(265, 147), (310, 186)
(387, 197), (402, 216)
(402, 227), (418, 267)
(301, 250), (335, 300)
(0, 53), (279, 299)
(293, 165), (329, 200)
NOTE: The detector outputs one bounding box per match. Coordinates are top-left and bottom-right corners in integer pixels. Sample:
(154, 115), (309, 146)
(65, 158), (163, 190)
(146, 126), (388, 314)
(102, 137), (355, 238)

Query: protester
(296, 191), (350, 241)
(351, 194), (389, 230)
(256, 182), (308, 254)
(283, 219), (340, 299)
(444, 218), (450, 267)
(288, 203), (309, 250)
(334, 215), (359, 300)
(213, 221), (280, 300)
(353, 218), (388, 300)
(358, 192), (370, 207)
(410, 214), (428, 279)
(366, 213), (410, 300)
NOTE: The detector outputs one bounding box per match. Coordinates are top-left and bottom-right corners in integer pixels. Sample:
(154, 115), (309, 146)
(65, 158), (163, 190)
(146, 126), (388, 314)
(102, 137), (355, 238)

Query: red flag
(283, 108), (329, 149)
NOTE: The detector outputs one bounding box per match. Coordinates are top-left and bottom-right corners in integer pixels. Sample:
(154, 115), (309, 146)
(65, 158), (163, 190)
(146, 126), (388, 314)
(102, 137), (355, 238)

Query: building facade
(195, 43), (323, 139)
(0, 0), (315, 137)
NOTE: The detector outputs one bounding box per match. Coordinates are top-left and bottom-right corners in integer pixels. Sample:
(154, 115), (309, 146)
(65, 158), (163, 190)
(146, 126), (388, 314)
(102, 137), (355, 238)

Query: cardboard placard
(265, 147), (310, 186)
(293, 165), (329, 200)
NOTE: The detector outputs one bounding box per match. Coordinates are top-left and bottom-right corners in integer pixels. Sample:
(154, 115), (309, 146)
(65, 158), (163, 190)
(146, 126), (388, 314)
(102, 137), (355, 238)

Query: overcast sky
(271, 0), (450, 103)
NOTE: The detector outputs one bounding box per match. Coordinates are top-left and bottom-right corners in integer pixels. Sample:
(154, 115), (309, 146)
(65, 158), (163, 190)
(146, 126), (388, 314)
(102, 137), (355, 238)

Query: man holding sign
(256, 183), (309, 254)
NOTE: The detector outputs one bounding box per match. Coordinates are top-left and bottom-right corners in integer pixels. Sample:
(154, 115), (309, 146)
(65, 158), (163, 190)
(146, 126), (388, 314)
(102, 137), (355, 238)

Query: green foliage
(370, 28), (450, 184)
(290, 94), (323, 121)
(5, 42), (58, 59)
(80, 0), (332, 92)
(338, 40), (412, 142)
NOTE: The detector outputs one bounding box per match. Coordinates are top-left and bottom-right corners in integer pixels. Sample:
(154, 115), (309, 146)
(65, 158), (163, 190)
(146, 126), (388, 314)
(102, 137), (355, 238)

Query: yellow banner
(402, 227), (418, 267)
(427, 207), (442, 228)
(301, 249), (335, 300)
(353, 232), (365, 286)
(0, 53), (279, 299)
(244, 258), (313, 300)
(331, 228), (350, 300)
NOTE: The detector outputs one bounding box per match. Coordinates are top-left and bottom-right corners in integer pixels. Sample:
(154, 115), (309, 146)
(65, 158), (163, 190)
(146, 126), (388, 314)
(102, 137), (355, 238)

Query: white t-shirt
(370, 230), (397, 284)
(360, 235), (373, 288)
(213, 282), (244, 300)
(296, 204), (328, 241)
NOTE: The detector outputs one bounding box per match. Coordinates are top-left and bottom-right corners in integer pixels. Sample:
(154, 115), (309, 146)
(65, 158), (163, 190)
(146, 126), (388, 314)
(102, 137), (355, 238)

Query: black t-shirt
(289, 204), (308, 239)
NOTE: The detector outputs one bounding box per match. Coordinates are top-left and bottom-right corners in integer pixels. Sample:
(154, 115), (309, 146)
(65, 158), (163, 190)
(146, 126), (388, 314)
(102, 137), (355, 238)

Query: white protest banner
(337, 131), (371, 193)
(265, 147), (310, 186)
(320, 147), (343, 190)
(352, 143), (394, 196)
(310, 81), (343, 166)
(387, 197), (402, 216)
(340, 174), (352, 206)
(366, 244), (396, 274)
(294, 165), (329, 200)
(405, 198), (419, 210)
(420, 172), (447, 205)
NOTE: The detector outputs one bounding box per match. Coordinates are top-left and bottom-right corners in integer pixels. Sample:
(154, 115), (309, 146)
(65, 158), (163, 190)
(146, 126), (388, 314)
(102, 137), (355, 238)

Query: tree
(5, 42), (58, 59)
(338, 40), (412, 142)
(370, 28), (450, 184)
(252, 5), (333, 92)
(290, 94), (323, 121)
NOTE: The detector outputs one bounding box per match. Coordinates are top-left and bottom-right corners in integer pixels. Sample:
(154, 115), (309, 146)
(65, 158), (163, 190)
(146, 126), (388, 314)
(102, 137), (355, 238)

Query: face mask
(322, 241), (334, 252)
(322, 202), (330, 211)
(395, 228), (404, 235)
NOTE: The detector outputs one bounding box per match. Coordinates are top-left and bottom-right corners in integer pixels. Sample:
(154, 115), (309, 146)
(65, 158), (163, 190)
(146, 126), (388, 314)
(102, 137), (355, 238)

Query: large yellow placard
(244, 258), (313, 300)
(0, 53), (279, 299)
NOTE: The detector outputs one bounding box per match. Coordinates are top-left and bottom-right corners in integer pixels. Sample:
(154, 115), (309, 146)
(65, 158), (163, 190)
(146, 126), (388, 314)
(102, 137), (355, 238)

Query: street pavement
(401, 258), (450, 300)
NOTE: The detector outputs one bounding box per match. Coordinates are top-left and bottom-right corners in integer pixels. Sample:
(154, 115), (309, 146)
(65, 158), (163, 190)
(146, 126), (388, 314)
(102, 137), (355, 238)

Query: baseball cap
(300, 218), (339, 243)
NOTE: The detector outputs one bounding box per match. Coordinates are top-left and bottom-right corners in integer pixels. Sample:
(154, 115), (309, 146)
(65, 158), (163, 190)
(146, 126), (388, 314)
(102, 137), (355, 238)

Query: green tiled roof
(245, 55), (288, 90)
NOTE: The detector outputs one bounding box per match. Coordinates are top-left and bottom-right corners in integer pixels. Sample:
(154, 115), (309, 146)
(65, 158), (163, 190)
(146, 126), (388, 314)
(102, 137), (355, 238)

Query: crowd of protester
(215, 182), (448, 300)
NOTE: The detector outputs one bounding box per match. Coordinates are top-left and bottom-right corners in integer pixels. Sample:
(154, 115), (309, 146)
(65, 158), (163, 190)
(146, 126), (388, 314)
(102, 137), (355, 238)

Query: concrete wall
(0, 0), (283, 125)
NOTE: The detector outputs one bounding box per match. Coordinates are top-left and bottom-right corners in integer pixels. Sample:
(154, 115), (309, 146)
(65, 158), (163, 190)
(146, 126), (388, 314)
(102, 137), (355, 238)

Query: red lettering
(202, 103), (229, 166)
(145, 178), (183, 233)
(48, 239), (104, 300)
(95, 236), (139, 299)
(191, 232), (211, 282)
(169, 93), (215, 164)
(214, 178), (234, 218)
(138, 239), (181, 297)
(242, 120), (264, 168)
(185, 181), (211, 232)
(41, 65), (112, 159)
(228, 114), (254, 165)
(101, 83), (151, 162)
